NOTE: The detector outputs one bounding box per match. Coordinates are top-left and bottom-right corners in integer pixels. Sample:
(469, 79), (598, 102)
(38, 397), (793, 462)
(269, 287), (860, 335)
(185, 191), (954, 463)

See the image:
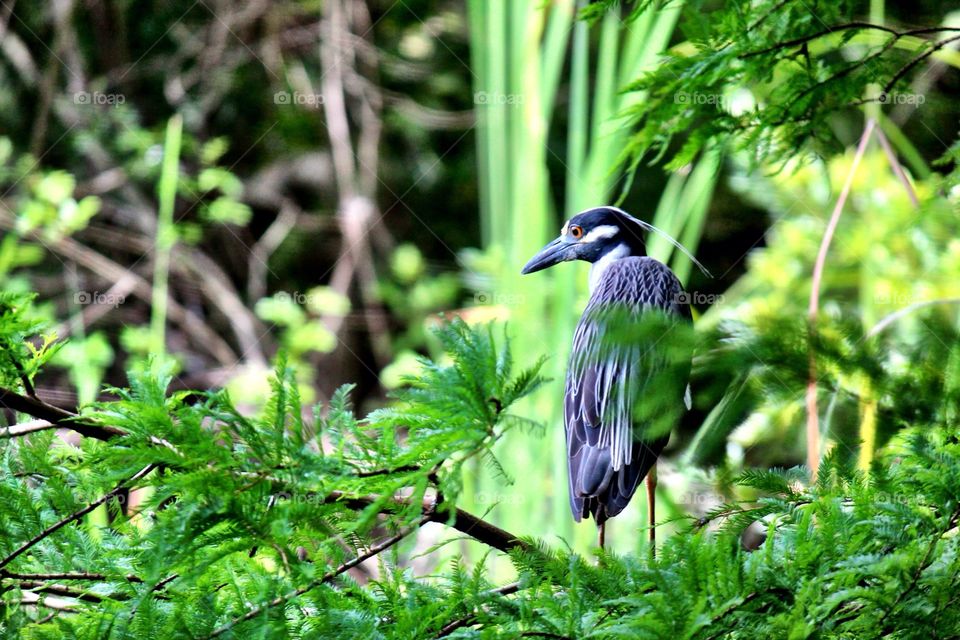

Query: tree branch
(0, 419), (56, 438)
(7, 580), (111, 604)
(324, 490), (530, 553)
(881, 33), (960, 95)
(0, 464), (156, 570)
(204, 520), (424, 639)
(435, 582), (521, 637)
(740, 23), (960, 59)
(0, 387), (123, 440)
(0, 570), (141, 582)
(806, 118), (876, 480)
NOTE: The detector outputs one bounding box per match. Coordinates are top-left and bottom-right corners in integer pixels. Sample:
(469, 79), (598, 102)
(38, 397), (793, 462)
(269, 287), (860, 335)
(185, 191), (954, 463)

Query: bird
(520, 205), (707, 549)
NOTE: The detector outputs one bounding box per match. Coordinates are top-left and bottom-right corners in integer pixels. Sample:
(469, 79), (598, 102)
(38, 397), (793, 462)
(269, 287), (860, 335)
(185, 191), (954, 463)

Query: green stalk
(466, 0), (717, 556)
(467, 0), (492, 245)
(865, 0), (884, 122)
(150, 115), (183, 357)
(540, 0), (575, 125)
(877, 113), (931, 179)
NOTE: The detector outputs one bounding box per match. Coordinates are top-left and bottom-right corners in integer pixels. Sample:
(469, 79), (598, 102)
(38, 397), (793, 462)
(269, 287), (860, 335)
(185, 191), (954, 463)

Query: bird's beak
(520, 237), (571, 274)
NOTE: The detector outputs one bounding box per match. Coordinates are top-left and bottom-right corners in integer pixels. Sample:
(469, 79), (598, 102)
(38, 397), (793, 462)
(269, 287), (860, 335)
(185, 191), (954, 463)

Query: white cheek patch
(581, 224), (619, 243)
(589, 243), (629, 293)
(560, 221), (569, 235)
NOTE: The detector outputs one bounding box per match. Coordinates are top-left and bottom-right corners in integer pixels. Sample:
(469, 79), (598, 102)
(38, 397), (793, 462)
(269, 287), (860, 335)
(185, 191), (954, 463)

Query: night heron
(520, 206), (707, 548)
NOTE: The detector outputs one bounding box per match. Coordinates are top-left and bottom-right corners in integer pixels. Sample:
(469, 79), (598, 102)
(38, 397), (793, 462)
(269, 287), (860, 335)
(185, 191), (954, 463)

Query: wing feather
(564, 256), (692, 524)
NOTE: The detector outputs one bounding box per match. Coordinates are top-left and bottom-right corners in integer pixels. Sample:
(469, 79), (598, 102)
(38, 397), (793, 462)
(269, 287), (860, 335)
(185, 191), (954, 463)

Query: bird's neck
(588, 243), (632, 293)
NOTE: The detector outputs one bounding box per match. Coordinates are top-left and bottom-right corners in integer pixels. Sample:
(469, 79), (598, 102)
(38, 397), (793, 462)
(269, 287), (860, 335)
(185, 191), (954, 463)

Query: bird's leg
(598, 522), (606, 550)
(646, 463), (657, 558)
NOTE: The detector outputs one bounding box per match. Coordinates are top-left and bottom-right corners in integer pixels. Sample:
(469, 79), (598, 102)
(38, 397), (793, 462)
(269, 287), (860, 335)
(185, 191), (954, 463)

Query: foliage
(685, 147), (960, 472)
(592, 0), (960, 181)
(3, 299), (960, 638)
(0, 309), (546, 637)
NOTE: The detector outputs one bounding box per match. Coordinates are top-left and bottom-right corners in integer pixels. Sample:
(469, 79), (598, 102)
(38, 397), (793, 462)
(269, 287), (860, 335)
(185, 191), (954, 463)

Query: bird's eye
(570, 225), (583, 239)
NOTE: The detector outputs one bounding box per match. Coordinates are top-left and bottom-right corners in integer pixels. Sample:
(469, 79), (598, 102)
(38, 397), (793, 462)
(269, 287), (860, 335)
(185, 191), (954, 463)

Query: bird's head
(520, 207), (645, 275)
(521, 206), (711, 277)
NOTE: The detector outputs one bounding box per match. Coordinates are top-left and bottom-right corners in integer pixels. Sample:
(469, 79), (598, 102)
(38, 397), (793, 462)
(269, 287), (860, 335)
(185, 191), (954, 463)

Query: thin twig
(0, 570), (141, 582)
(877, 508), (960, 634)
(882, 34), (960, 96)
(204, 522), (423, 639)
(0, 464), (156, 570)
(3, 342), (37, 398)
(740, 23), (960, 59)
(866, 298), (960, 339)
(806, 118), (876, 480)
(435, 582), (521, 637)
(353, 464), (422, 478)
(873, 124), (919, 208)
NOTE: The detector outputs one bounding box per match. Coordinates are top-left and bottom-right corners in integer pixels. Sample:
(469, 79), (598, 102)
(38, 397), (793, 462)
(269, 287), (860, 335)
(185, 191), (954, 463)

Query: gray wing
(564, 257), (692, 524)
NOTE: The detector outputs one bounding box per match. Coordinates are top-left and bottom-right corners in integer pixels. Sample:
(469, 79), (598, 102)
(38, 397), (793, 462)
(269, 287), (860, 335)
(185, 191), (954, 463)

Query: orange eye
(570, 225), (583, 239)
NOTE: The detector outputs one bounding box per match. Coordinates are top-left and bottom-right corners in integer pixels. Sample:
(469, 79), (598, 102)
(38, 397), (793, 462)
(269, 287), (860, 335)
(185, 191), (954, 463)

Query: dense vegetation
(3, 299), (960, 637)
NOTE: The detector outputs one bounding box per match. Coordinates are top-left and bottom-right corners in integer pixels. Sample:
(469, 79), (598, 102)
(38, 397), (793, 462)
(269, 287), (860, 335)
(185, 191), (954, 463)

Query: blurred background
(1, 0), (959, 559)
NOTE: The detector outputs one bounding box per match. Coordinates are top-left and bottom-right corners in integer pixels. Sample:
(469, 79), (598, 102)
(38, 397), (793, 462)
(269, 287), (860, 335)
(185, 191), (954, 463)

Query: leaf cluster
(3, 299), (960, 638)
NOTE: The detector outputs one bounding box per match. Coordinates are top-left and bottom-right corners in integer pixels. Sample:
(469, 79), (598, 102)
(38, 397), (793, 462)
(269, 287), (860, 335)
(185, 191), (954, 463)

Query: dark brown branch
(882, 34), (960, 95)
(324, 490), (530, 554)
(353, 463), (422, 478)
(877, 507), (960, 635)
(204, 521), (423, 639)
(3, 339), (37, 398)
(0, 387), (123, 441)
(8, 581), (110, 604)
(740, 23), (960, 59)
(0, 464), (156, 570)
(0, 570), (142, 582)
(435, 582), (521, 637)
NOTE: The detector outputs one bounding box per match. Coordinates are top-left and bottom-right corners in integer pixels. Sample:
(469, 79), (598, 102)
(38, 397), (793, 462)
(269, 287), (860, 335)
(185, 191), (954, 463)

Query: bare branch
(0, 387), (123, 441)
(0, 419), (55, 438)
(323, 490), (530, 554)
